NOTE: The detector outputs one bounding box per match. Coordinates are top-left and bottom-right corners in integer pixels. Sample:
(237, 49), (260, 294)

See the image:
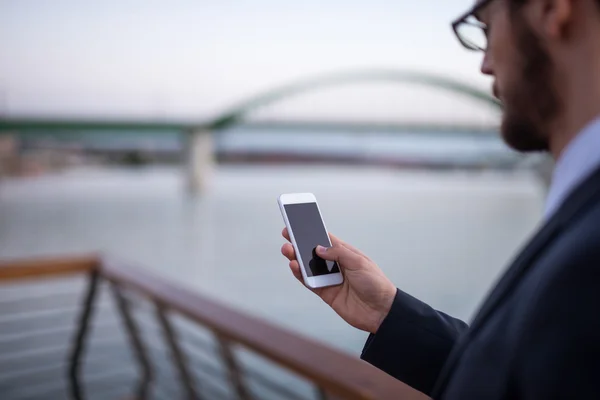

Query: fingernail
(316, 245), (327, 254)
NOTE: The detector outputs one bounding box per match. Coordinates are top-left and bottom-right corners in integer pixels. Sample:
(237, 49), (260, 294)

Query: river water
(0, 165), (545, 357)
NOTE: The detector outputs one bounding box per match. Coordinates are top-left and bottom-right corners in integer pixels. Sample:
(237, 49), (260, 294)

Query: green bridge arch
(0, 68), (500, 134)
(207, 68), (501, 130)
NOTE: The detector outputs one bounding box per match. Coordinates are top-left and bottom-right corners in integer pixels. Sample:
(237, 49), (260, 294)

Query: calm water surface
(0, 165), (545, 355)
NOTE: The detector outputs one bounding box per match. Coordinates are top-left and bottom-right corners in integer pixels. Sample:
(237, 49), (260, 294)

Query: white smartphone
(278, 193), (344, 289)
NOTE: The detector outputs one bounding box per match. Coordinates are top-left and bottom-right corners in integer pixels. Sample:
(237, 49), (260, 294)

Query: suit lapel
(432, 165), (600, 398)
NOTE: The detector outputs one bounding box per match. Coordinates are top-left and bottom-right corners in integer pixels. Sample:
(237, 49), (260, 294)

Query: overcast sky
(0, 0), (495, 123)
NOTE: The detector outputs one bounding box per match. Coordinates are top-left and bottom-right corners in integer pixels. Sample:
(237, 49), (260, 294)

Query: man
(281, 0), (600, 398)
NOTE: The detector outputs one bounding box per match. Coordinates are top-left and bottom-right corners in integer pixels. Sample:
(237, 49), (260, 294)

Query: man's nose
(480, 51), (493, 76)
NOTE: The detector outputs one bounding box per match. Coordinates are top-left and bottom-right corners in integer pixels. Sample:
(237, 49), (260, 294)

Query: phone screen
(284, 202), (340, 277)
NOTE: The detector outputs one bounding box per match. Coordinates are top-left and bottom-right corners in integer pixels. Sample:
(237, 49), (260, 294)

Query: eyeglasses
(451, 0), (496, 52)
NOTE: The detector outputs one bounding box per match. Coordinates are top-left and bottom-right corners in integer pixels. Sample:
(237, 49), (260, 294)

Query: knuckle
(331, 243), (343, 251)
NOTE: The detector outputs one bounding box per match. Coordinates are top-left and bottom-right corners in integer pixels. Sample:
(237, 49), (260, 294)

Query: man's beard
(500, 16), (560, 153)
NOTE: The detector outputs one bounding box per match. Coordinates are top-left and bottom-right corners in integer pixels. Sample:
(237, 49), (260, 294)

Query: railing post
(184, 128), (214, 195)
(68, 269), (100, 400)
(156, 303), (201, 400)
(217, 337), (251, 400)
(111, 283), (154, 399)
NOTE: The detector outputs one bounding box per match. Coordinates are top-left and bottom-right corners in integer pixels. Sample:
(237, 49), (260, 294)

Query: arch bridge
(0, 69), (516, 192)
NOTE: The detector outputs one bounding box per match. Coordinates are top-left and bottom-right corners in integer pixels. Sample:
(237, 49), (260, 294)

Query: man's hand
(281, 228), (396, 334)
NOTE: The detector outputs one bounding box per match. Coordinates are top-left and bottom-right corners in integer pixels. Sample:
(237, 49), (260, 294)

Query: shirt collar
(544, 116), (600, 219)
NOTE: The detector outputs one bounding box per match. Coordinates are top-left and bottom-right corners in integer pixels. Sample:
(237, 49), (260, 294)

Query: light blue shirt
(544, 117), (600, 219)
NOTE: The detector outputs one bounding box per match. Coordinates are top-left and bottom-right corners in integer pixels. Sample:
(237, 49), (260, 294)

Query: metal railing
(0, 255), (428, 400)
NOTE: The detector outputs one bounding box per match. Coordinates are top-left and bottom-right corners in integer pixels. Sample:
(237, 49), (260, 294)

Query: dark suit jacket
(361, 165), (600, 399)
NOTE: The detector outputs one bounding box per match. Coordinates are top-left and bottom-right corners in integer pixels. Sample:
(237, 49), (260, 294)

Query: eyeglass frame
(451, 0), (497, 52)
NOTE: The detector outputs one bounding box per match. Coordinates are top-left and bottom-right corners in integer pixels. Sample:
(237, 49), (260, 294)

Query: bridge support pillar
(184, 128), (214, 195)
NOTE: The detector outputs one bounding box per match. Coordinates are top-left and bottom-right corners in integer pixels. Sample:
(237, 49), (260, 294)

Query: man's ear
(540, 0), (575, 39)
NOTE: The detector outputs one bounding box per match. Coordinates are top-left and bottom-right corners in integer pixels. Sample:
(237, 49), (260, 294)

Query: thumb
(316, 244), (361, 269)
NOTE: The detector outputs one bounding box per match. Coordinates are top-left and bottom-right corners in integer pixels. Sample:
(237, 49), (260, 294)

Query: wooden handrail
(0, 255), (99, 282)
(100, 258), (428, 400)
(0, 255), (429, 400)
